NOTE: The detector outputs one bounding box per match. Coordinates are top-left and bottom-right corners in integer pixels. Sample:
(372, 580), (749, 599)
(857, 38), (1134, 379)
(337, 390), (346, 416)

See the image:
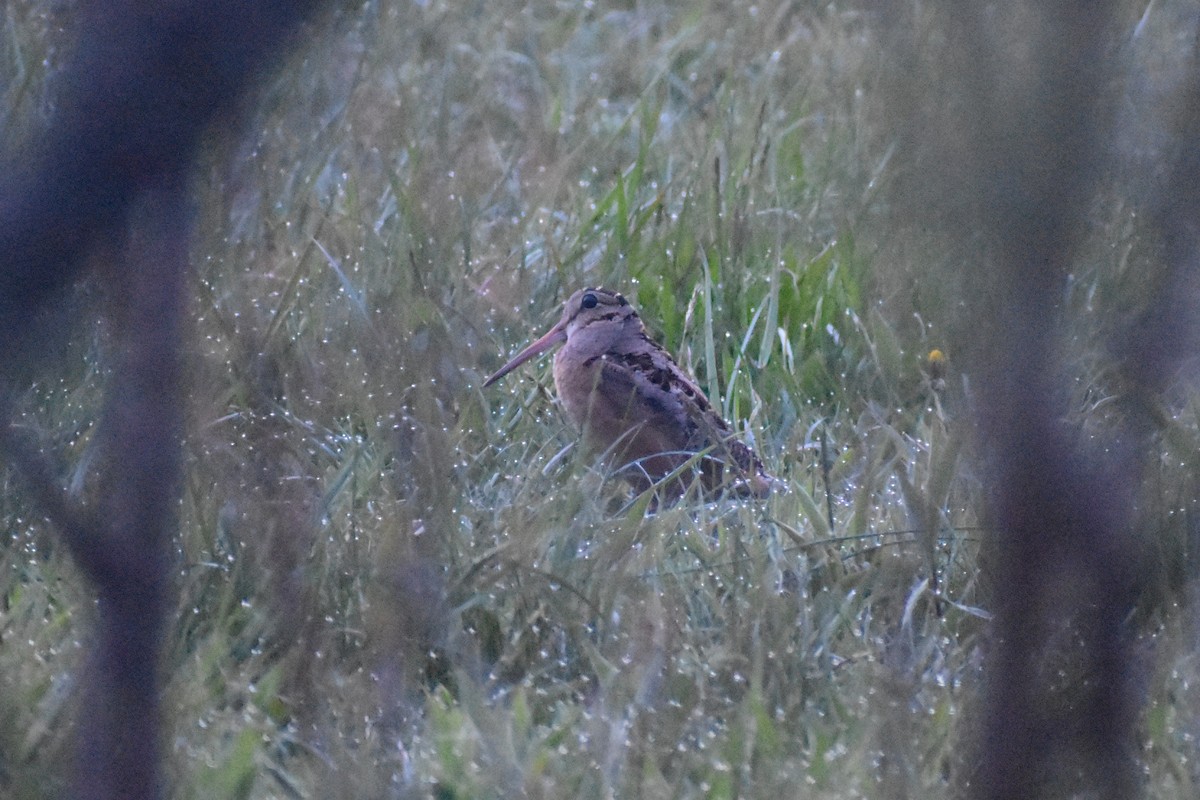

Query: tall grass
(2, 1), (1198, 798)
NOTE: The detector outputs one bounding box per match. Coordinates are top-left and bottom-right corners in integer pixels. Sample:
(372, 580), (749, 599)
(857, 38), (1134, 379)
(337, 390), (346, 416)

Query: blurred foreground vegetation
(2, 1), (1199, 797)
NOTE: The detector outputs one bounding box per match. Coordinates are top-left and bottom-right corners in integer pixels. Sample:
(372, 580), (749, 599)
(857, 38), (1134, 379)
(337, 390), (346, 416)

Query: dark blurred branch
(884, 2), (1145, 798)
(943, 6), (1139, 799)
(0, 3), (327, 799)
(71, 173), (188, 800)
(0, 0), (323, 332)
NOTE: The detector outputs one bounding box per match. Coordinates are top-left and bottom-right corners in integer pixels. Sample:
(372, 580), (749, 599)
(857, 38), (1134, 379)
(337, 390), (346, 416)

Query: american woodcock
(484, 288), (774, 498)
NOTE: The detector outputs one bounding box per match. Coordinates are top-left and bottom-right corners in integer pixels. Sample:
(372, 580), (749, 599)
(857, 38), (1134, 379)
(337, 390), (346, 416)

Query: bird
(484, 287), (774, 499)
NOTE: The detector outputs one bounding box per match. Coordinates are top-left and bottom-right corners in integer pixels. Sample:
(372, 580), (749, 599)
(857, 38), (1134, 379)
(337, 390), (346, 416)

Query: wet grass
(3, 1), (1200, 798)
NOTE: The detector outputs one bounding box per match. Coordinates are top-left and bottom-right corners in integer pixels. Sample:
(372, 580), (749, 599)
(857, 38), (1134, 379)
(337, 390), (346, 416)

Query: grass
(2, 0), (1200, 798)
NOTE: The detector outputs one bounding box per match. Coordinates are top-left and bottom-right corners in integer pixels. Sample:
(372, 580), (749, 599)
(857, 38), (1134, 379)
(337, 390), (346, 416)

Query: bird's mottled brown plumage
(485, 288), (774, 498)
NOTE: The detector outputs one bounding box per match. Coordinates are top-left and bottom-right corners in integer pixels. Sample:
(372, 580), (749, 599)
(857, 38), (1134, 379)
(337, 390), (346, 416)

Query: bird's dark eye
(581, 292), (598, 309)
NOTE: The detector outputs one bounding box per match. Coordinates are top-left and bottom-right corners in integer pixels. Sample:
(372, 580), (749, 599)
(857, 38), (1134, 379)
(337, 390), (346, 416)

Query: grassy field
(3, 1), (1200, 798)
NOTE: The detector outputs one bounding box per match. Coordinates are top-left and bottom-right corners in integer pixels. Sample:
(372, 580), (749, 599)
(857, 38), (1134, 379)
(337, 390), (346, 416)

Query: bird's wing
(606, 334), (770, 489)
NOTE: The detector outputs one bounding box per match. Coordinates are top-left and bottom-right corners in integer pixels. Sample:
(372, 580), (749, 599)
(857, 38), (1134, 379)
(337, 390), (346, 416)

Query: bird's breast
(552, 344), (695, 459)
(551, 346), (605, 431)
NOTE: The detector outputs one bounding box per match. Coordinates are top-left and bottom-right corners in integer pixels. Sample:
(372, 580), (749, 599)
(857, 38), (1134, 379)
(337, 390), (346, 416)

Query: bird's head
(483, 288), (639, 386)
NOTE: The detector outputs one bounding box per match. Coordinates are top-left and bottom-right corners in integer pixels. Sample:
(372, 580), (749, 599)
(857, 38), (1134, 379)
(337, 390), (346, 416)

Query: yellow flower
(926, 349), (946, 382)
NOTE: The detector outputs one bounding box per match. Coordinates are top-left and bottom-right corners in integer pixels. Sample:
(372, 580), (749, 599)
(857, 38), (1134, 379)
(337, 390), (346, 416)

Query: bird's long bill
(482, 323), (567, 387)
